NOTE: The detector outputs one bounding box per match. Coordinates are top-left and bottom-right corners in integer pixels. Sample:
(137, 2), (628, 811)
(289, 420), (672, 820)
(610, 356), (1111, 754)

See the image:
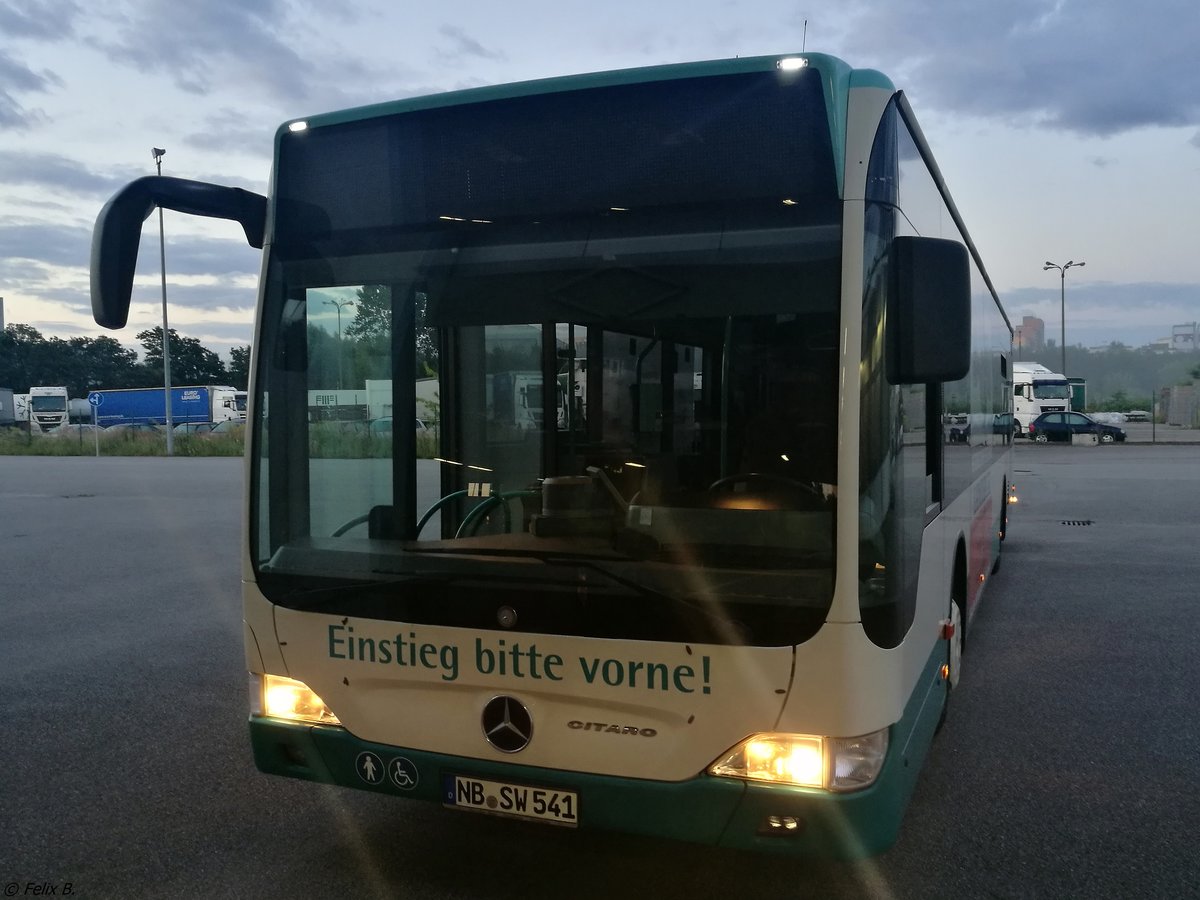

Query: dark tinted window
(277, 71), (839, 242)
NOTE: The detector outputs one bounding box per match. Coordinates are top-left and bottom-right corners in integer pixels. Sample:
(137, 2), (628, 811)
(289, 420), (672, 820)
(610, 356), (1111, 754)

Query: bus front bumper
(249, 717), (912, 859)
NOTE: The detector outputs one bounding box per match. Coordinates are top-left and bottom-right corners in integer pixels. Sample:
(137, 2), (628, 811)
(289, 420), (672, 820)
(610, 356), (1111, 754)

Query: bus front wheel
(937, 599), (963, 734)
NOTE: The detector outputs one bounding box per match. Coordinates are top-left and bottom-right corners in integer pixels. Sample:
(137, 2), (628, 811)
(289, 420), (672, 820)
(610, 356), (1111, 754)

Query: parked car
(1028, 411), (1126, 444)
(173, 421), (214, 434)
(47, 423), (104, 437)
(368, 416), (429, 435)
(105, 423), (165, 437)
(207, 420), (246, 437)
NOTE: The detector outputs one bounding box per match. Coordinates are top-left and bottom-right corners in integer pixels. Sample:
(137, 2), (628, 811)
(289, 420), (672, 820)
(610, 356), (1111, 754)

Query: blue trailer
(89, 385), (244, 427)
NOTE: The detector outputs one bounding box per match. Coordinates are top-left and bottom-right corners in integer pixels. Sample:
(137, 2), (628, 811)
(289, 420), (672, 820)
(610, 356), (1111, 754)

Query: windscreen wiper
(537, 556), (737, 636)
(268, 573), (452, 609)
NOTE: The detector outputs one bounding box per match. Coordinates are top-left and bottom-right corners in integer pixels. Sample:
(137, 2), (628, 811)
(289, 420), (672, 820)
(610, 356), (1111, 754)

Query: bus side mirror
(91, 176), (267, 329)
(886, 236), (971, 384)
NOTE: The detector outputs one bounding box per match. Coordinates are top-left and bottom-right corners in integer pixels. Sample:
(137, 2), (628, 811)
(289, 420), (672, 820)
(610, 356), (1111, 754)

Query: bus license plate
(444, 775), (579, 827)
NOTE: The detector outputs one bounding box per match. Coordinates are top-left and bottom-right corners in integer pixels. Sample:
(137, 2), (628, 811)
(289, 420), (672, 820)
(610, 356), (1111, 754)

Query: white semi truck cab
(1011, 362), (1071, 435)
(27, 385), (70, 433)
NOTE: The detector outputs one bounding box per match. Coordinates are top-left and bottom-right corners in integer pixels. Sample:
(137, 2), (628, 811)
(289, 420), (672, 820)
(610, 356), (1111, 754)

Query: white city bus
(91, 52), (1012, 858)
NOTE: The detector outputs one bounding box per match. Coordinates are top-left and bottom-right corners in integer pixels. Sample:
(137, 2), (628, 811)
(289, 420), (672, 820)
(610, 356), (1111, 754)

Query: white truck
(486, 371), (543, 431)
(87, 385), (246, 427)
(25, 385), (70, 433)
(308, 379), (439, 426)
(1012, 362), (1072, 436)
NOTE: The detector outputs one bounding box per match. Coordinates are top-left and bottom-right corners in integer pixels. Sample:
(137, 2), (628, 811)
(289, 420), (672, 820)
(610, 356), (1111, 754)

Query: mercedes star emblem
(481, 695), (533, 753)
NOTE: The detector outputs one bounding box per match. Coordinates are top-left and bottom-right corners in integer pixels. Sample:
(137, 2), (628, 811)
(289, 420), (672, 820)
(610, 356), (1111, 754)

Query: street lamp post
(153, 147), (174, 456)
(1043, 259), (1085, 376)
(324, 299), (355, 389)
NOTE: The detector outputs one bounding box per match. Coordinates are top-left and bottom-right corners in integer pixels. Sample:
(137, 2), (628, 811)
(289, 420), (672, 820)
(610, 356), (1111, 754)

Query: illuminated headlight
(708, 729), (888, 792)
(249, 673), (341, 726)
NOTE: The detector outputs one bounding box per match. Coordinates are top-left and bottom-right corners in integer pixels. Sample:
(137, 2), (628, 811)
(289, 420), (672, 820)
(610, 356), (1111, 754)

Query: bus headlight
(708, 729), (888, 792)
(250, 673), (341, 726)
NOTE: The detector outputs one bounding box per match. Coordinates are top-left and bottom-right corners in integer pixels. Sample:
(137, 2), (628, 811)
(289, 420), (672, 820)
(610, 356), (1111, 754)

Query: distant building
(1146, 323), (1200, 352)
(1014, 316), (1045, 357)
(1171, 322), (1198, 353)
(1165, 383), (1199, 427)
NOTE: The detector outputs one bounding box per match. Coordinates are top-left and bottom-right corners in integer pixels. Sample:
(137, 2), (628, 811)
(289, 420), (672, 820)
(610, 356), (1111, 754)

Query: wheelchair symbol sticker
(388, 756), (419, 790)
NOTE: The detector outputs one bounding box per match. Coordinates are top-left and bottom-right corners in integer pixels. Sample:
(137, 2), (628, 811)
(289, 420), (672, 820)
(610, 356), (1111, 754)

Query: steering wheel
(331, 491), (480, 539)
(332, 489), (540, 540)
(331, 513), (370, 537)
(708, 472), (822, 497)
(708, 473), (826, 511)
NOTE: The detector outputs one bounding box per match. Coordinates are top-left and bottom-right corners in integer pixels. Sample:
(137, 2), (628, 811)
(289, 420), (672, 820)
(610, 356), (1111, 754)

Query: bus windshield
(252, 69), (842, 648)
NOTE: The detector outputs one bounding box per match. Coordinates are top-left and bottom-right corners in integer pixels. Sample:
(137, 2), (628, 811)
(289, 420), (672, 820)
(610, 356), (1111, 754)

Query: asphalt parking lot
(1, 446), (1198, 899)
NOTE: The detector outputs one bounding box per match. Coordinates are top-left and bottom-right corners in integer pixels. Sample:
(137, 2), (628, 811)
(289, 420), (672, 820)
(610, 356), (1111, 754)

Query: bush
(0, 429), (244, 457)
(307, 422), (438, 459)
(0, 422), (434, 459)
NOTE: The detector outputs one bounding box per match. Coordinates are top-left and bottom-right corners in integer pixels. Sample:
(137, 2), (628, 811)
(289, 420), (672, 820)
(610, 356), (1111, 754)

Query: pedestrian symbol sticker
(389, 756), (419, 790)
(357, 751), (384, 786)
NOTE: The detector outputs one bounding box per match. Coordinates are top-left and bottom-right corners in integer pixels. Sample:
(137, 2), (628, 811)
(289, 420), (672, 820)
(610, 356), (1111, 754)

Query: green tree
(415, 291), (438, 375)
(0, 324), (50, 390)
(305, 324), (345, 389)
(343, 286), (438, 381)
(60, 335), (141, 395)
(1023, 344), (1197, 411)
(3, 322), (239, 397)
(345, 285), (390, 342)
(137, 327), (230, 385)
(229, 345), (251, 390)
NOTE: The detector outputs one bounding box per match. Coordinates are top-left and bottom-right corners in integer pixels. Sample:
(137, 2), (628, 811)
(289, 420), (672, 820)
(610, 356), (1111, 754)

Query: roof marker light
(288, 121), (309, 133)
(777, 57), (808, 72)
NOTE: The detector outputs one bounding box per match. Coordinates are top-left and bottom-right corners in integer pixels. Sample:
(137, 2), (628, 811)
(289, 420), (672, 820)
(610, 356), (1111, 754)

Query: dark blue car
(1028, 411), (1126, 444)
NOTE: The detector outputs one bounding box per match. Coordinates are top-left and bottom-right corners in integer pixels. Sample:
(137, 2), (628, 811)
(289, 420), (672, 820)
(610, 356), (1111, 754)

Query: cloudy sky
(2, 0), (1198, 358)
